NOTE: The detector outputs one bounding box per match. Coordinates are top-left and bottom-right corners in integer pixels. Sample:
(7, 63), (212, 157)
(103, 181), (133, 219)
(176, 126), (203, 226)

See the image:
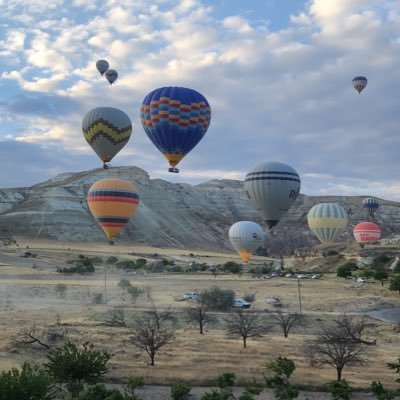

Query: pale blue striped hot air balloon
(307, 203), (348, 244)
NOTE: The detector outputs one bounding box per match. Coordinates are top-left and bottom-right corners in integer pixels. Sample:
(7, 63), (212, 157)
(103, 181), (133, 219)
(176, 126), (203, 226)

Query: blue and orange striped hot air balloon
(87, 178), (140, 240)
(140, 86), (211, 173)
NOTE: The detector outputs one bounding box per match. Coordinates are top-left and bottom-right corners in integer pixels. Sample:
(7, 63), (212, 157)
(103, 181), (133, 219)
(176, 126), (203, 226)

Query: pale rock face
(0, 166), (399, 252)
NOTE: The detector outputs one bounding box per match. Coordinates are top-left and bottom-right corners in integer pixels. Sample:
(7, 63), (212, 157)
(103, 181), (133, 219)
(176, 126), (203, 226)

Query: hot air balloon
(87, 178), (140, 240)
(229, 221), (265, 262)
(105, 69), (118, 85)
(244, 161), (301, 229)
(96, 60), (109, 76)
(353, 222), (381, 244)
(140, 86), (211, 173)
(362, 197), (379, 217)
(352, 76), (367, 94)
(307, 203), (348, 244)
(82, 107), (132, 169)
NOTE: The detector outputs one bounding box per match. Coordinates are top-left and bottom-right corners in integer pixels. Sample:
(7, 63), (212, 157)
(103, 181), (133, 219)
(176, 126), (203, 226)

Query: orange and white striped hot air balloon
(353, 222), (381, 244)
(87, 178), (140, 240)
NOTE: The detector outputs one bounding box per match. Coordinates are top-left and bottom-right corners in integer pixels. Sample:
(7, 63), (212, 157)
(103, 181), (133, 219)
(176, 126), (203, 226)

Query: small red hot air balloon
(353, 222), (381, 244)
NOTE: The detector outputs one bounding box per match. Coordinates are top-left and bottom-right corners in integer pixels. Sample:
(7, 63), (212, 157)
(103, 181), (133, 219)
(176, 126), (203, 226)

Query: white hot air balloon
(244, 161), (301, 229)
(229, 221), (265, 262)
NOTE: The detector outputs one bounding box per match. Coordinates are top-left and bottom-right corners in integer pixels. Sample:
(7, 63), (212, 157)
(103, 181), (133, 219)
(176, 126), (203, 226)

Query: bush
(170, 381), (192, 400)
(326, 379), (352, 400)
(223, 262), (242, 274)
(135, 258), (147, 269)
(243, 293), (256, 303)
(116, 260), (136, 270)
(54, 283), (67, 297)
(118, 278), (132, 290)
(0, 363), (55, 400)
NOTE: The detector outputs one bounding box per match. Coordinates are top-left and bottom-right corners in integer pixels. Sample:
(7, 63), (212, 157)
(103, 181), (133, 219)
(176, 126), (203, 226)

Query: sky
(1, 0), (400, 201)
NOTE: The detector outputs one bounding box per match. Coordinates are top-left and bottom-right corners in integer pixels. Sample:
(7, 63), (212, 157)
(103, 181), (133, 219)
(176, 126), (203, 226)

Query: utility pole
(297, 278), (302, 315)
(104, 264), (107, 304)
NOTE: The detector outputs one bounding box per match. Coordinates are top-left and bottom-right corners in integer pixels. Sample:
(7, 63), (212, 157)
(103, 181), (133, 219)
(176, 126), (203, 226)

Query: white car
(232, 299), (251, 308)
(311, 274), (321, 279)
(297, 274), (308, 279)
(183, 292), (199, 300)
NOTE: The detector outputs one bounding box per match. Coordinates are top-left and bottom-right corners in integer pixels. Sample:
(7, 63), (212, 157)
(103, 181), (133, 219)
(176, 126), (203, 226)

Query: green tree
(337, 263), (358, 279)
(136, 258), (147, 268)
(127, 286), (144, 303)
(73, 383), (135, 399)
(264, 357), (298, 399)
(223, 261), (242, 274)
(0, 363), (55, 400)
(118, 278), (132, 290)
(200, 286), (235, 311)
(373, 268), (389, 287)
(389, 274), (400, 295)
(44, 341), (110, 396)
(106, 256), (118, 266)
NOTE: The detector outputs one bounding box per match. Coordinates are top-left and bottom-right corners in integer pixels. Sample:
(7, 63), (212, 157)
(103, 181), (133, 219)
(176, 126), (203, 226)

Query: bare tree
(185, 302), (217, 334)
(104, 307), (127, 327)
(335, 313), (377, 345)
(269, 308), (302, 338)
(145, 303), (177, 330)
(130, 310), (175, 365)
(15, 323), (50, 349)
(225, 310), (268, 348)
(306, 319), (367, 381)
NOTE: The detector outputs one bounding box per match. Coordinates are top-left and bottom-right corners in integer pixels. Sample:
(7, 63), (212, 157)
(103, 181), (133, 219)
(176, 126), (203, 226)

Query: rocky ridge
(0, 166), (399, 253)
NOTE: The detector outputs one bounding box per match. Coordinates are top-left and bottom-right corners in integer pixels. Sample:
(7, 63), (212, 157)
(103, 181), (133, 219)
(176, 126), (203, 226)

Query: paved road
(368, 308), (400, 324)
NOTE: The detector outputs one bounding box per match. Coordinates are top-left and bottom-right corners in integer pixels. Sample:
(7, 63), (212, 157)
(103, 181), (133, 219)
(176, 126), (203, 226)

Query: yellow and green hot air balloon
(82, 107), (132, 169)
(307, 203), (348, 244)
(87, 178), (140, 240)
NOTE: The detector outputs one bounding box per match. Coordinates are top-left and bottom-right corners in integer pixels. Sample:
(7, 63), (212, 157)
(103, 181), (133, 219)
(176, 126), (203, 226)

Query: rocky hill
(0, 166), (399, 253)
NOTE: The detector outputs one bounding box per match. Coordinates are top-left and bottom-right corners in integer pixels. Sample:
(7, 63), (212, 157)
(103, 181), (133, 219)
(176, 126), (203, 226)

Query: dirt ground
(1, 239), (400, 398)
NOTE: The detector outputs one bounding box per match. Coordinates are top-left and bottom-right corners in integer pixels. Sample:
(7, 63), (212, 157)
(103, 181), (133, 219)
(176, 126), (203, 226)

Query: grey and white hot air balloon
(229, 221), (265, 262)
(96, 60), (109, 76)
(244, 161), (301, 229)
(105, 69), (118, 85)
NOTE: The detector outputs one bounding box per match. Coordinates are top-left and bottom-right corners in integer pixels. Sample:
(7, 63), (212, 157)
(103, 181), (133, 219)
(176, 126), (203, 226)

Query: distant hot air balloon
(96, 60), (109, 76)
(244, 161), (301, 229)
(87, 178), (140, 240)
(82, 107), (132, 169)
(229, 221), (265, 262)
(353, 222), (381, 244)
(140, 86), (211, 173)
(307, 203), (348, 244)
(105, 69), (118, 85)
(362, 197), (379, 217)
(352, 76), (367, 94)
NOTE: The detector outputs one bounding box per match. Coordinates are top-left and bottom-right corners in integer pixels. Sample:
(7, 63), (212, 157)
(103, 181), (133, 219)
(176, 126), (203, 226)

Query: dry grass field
(1, 238), (400, 398)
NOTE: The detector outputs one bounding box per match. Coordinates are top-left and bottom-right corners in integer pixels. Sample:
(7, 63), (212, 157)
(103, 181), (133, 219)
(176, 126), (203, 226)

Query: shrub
(337, 263), (358, 279)
(243, 293), (256, 303)
(118, 279), (132, 290)
(200, 286), (235, 310)
(0, 363), (55, 400)
(326, 379), (352, 400)
(170, 381), (192, 400)
(135, 258), (147, 268)
(116, 260), (136, 270)
(223, 262), (242, 274)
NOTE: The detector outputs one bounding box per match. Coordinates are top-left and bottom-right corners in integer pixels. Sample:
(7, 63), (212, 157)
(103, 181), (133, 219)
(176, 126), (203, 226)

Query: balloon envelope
(362, 197), (379, 216)
(105, 69), (118, 84)
(229, 221), (265, 262)
(307, 203), (348, 244)
(96, 59), (109, 75)
(140, 86), (211, 169)
(82, 107), (132, 166)
(352, 76), (367, 94)
(87, 178), (140, 240)
(244, 161), (301, 228)
(353, 222), (381, 244)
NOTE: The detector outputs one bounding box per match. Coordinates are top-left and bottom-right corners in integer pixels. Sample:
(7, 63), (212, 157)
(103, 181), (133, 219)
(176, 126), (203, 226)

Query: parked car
(297, 274), (308, 279)
(232, 299), (251, 308)
(183, 291), (199, 300)
(285, 273), (293, 278)
(357, 277), (368, 283)
(311, 274), (321, 279)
